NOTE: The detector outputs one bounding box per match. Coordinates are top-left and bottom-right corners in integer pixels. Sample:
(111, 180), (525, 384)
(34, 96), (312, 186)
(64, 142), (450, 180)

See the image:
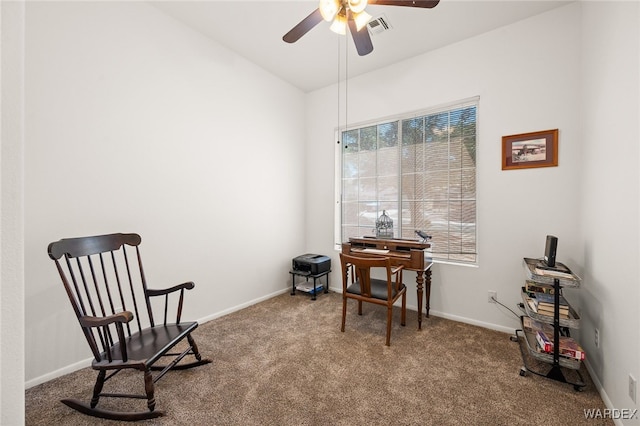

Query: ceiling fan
(283, 0), (440, 56)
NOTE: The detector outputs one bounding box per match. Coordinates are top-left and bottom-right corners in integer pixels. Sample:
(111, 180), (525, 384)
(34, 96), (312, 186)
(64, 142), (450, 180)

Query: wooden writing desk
(341, 237), (433, 329)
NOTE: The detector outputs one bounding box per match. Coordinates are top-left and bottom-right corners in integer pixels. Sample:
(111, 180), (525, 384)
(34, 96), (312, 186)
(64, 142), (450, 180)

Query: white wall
(1, 0), (26, 423)
(307, 1), (639, 418)
(308, 3), (583, 331)
(580, 1), (640, 419)
(24, 1), (306, 384)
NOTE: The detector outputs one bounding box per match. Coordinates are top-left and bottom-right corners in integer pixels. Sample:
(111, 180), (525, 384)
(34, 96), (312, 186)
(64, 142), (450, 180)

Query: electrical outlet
(594, 328), (600, 348)
(488, 290), (497, 303)
(630, 374), (637, 403)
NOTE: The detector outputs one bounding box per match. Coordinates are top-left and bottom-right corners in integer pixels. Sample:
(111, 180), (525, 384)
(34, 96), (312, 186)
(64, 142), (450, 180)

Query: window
(338, 99), (478, 264)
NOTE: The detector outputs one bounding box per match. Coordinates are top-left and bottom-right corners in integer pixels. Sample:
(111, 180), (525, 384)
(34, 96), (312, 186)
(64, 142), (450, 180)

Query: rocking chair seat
(94, 322), (199, 369)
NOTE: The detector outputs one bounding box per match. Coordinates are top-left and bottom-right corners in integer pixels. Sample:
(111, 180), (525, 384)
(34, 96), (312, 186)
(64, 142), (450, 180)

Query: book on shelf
(536, 304), (569, 313)
(531, 292), (569, 311)
(523, 294), (570, 318)
(533, 292), (568, 305)
(535, 330), (553, 352)
(535, 307), (570, 319)
(524, 280), (555, 295)
(522, 317), (554, 335)
(535, 331), (586, 360)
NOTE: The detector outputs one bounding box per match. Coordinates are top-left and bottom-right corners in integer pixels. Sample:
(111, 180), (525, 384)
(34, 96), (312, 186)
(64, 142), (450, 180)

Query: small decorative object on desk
(375, 210), (394, 238)
(415, 230), (432, 243)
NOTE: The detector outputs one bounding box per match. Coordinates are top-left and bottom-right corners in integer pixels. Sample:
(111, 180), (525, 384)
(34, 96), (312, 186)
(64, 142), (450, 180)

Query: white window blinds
(339, 99), (478, 264)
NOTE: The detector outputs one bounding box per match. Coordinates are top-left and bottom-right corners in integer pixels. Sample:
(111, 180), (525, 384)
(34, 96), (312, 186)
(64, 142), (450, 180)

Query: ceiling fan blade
(283, 8), (324, 43)
(368, 0), (440, 8)
(347, 15), (374, 56)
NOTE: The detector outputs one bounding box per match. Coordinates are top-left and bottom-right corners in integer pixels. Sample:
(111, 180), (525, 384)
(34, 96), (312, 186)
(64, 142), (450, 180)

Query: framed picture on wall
(502, 129), (558, 170)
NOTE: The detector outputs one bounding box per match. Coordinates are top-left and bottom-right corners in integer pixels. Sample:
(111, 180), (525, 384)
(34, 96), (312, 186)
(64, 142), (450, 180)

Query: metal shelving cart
(512, 258), (586, 391)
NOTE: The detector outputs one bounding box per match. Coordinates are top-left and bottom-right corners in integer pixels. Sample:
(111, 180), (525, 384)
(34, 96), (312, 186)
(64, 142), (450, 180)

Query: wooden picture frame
(502, 129), (558, 170)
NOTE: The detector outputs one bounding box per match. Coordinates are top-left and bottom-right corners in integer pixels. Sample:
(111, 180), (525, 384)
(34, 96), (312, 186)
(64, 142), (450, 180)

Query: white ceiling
(152, 0), (571, 93)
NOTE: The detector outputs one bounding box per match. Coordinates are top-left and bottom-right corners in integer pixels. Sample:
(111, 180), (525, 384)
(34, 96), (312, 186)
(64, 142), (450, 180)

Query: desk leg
(425, 269), (432, 319)
(416, 271), (424, 330)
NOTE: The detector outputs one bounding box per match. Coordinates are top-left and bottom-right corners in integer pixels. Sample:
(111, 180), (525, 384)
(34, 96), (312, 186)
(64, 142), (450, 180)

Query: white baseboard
(330, 285), (516, 335)
(427, 310), (516, 335)
(583, 360), (622, 425)
(26, 357), (92, 389)
(198, 287), (289, 324)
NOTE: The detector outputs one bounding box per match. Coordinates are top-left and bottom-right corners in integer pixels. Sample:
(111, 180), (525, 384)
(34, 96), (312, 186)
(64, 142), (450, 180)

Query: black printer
(292, 253), (331, 275)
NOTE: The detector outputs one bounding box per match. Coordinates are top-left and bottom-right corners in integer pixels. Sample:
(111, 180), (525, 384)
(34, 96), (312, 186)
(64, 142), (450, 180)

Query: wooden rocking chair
(48, 233), (212, 421)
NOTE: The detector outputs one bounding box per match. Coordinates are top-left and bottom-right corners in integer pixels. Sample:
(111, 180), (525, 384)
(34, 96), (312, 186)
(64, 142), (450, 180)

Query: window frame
(334, 97), (479, 266)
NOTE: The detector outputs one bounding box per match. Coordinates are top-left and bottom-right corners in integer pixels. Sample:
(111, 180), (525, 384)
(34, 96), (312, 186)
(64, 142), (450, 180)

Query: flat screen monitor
(544, 235), (558, 267)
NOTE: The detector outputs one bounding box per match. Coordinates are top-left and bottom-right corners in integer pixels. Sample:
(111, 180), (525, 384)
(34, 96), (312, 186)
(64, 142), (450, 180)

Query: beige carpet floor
(25, 291), (612, 425)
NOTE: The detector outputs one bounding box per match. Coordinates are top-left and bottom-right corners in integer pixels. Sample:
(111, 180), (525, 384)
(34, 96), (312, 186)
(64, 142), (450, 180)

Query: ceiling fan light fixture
(348, 0), (368, 14)
(354, 10), (372, 31)
(330, 13), (348, 35)
(319, 0), (341, 22)
(284, 0), (439, 56)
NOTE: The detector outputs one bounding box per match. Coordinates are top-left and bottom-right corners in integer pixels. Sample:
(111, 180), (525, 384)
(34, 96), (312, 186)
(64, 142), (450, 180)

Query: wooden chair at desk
(339, 253), (406, 346)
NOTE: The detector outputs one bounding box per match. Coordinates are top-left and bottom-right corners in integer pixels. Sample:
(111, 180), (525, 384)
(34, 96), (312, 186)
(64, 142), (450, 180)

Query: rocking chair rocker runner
(48, 233), (212, 421)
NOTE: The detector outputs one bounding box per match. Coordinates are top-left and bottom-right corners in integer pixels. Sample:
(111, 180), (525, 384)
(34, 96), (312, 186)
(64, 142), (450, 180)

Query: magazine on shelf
(523, 258), (582, 289)
(524, 294), (537, 312)
(533, 266), (574, 280)
(295, 282), (324, 293)
(535, 260), (571, 274)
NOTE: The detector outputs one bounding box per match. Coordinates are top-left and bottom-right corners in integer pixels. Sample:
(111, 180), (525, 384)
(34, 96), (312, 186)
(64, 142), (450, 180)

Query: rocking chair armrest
(146, 281), (195, 297)
(79, 311), (134, 328)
